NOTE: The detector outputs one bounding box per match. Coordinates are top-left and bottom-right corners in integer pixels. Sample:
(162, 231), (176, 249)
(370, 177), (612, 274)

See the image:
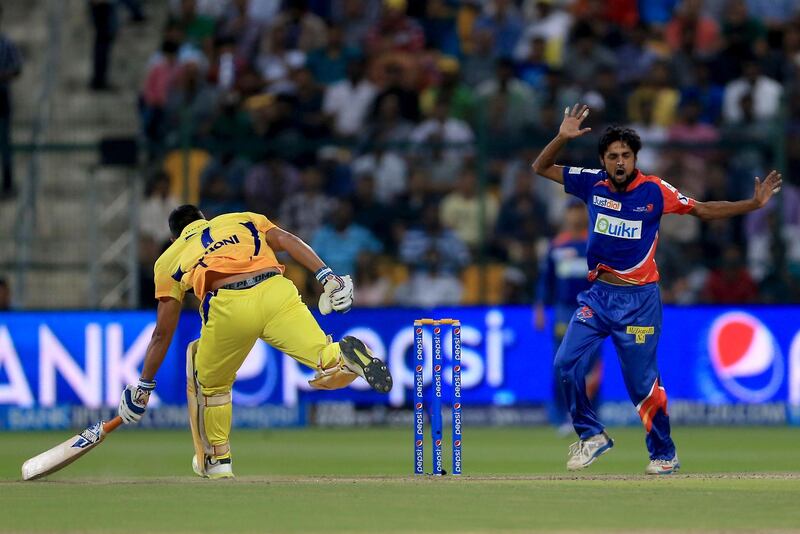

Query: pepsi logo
(434, 365), (441, 372)
(453, 365), (461, 372)
(416, 365), (423, 372)
(416, 328), (422, 334)
(434, 327), (441, 334)
(415, 403), (422, 409)
(454, 440), (461, 447)
(435, 440), (442, 446)
(416, 440), (423, 446)
(707, 312), (784, 402)
(454, 403), (461, 409)
(454, 328), (461, 334)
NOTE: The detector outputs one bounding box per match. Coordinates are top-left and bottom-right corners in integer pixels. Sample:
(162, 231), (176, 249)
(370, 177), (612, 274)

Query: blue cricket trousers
(554, 280), (676, 460)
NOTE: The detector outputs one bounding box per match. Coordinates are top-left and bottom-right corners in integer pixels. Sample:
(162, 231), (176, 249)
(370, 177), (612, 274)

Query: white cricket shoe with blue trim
(645, 455), (680, 475)
(566, 431), (614, 471)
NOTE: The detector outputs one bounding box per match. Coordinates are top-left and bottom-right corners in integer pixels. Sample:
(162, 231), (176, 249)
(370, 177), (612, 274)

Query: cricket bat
(21, 416), (124, 481)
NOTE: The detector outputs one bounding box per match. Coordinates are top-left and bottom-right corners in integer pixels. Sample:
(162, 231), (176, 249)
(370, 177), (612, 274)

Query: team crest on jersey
(633, 204), (654, 213)
(576, 306), (594, 322)
(593, 195), (622, 211)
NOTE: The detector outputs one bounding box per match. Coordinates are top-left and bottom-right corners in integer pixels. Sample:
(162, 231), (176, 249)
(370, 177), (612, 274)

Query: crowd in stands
(137, 0), (800, 309)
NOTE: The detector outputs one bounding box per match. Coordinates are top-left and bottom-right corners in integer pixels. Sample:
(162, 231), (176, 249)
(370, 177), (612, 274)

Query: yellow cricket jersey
(153, 212), (285, 301)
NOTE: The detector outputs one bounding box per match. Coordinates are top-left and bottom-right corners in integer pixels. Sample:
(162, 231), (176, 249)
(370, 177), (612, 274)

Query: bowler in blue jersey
(531, 104), (783, 474)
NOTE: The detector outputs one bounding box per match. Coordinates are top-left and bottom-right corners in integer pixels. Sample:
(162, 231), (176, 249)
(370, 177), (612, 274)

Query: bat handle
(102, 416), (124, 434)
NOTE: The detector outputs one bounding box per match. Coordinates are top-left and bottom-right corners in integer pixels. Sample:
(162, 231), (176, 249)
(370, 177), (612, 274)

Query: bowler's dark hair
(598, 126), (642, 158)
(168, 204), (204, 238)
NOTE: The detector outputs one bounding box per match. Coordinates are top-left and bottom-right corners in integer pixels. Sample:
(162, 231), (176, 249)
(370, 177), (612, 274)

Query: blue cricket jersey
(562, 167), (696, 285)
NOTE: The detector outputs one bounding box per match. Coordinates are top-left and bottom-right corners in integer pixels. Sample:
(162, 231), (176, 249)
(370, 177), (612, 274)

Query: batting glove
(316, 268), (354, 315)
(118, 378), (156, 424)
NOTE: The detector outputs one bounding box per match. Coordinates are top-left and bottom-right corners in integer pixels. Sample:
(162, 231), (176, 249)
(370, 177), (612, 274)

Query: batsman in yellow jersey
(116, 205), (393, 479)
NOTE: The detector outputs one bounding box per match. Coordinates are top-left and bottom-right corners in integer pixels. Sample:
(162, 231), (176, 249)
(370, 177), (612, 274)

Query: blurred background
(0, 0), (798, 430)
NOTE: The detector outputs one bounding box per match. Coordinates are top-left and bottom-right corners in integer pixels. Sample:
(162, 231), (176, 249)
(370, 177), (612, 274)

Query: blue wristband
(315, 266), (333, 284)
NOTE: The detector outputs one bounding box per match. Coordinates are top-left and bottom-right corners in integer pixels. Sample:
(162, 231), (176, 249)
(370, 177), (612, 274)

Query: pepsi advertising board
(0, 306), (798, 425)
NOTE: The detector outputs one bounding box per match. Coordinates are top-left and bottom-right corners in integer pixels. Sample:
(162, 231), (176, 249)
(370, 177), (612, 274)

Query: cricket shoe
(339, 336), (393, 393)
(566, 431), (614, 471)
(645, 455), (680, 475)
(192, 454), (234, 479)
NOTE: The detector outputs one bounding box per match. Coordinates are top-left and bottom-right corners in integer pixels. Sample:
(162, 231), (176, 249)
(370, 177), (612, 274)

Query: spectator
(515, 0), (573, 62)
(255, 22), (306, 94)
(703, 244), (758, 303)
(364, 0), (426, 57)
(349, 174), (394, 249)
(0, 276), (10, 310)
(627, 99), (667, 173)
(306, 23), (361, 85)
(0, 5), (21, 198)
(88, 0), (117, 91)
(141, 40), (182, 151)
(560, 22), (615, 87)
(216, 0), (264, 63)
(723, 58), (782, 125)
(353, 252), (394, 306)
(351, 144), (408, 204)
(271, 0), (327, 52)
(291, 66), (328, 138)
(168, 0), (216, 54)
(371, 59), (420, 123)
(164, 59), (219, 142)
(394, 247), (463, 307)
(614, 23), (658, 87)
(311, 199), (383, 276)
(461, 24), (497, 87)
(243, 152), (300, 218)
(680, 60), (724, 125)
(474, 0), (523, 59)
(627, 61), (680, 127)
(198, 153), (248, 219)
(514, 37), (550, 92)
(399, 203), (470, 273)
(475, 58), (537, 141)
(279, 167), (332, 242)
(420, 56), (476, 124)
(439, 168), (499, 252)
(323, 57), (377, 139)
(140, 171), (179, 247)
(410, 98), (474, 191)
(664, 0), (721, 57)
(582, 69), (627, 126)
(333, 0), (381, 49)
(668, 98), (720, 144)
(361, 93), (415, 150)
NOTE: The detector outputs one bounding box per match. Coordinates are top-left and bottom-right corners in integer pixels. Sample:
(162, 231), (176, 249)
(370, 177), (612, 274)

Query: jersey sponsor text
(593, 214), (642, 240)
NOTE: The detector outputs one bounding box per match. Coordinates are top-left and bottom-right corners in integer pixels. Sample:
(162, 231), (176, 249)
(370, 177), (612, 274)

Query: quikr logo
(593, 214), (642, 240)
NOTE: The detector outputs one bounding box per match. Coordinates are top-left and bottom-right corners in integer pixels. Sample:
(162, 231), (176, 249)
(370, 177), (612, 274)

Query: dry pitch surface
(2, 426), (799, 533)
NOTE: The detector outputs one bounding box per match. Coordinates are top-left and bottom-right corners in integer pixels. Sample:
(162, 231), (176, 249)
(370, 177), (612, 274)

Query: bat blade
(21, 416), (123, 481)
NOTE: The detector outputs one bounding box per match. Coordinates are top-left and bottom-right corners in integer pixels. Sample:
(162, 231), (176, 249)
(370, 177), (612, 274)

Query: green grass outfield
(2, 426), (800, 533)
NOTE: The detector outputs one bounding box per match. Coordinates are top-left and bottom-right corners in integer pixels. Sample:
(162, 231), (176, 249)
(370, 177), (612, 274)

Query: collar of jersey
(604, 169), (645, 193)
(180, 219), (209, 240)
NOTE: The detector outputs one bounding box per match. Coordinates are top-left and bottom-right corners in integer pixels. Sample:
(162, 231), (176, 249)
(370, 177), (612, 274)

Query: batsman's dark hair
(598, 126), (642, 158)
(168, 204), (204, 238)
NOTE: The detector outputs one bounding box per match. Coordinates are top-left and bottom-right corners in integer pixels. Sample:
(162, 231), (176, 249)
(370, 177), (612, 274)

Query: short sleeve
(658, 179), (696, 215)
(153, 258), (188, 302)
(246, 212), (278, 234)
(562, 167), (603, 203)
